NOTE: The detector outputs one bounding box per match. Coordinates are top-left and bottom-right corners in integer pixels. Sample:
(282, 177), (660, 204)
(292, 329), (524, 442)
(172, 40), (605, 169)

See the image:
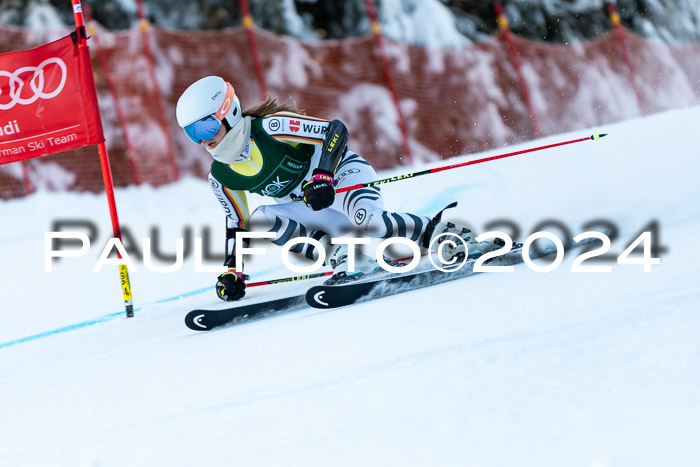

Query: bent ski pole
(336, 133), (607, 194)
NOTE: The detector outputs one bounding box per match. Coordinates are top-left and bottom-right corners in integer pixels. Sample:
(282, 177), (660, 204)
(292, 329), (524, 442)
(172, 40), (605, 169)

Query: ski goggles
(183, 115), (222, 144)
(183, 81), (237, 144)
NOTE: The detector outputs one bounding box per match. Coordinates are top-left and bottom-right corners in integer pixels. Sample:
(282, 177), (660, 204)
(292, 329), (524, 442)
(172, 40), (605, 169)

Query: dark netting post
(606, 1), (644, 115)
(83, 2), (141, 185)
(20, 161), (33, 194)
(494, 1), (542, 138)
(135, 0), (181, 181)
(236, 0), (268, 97)
(362, 0), (413, 165)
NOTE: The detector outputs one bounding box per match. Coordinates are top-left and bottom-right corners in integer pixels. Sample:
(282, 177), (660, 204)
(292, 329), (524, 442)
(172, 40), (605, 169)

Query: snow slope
(1, 106), (700, 466)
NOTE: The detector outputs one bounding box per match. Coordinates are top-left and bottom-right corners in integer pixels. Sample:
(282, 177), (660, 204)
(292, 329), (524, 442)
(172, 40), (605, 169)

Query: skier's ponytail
(243, 95), (305, 118)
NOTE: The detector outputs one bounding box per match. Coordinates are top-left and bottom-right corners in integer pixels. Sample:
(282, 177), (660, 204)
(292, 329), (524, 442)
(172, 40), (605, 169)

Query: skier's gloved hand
(302, 169), (335, 211)
(216, 270), (247, 301)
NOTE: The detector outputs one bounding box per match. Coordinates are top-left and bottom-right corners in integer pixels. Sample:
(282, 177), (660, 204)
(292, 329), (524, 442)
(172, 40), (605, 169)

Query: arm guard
(317, 119), (349, 174)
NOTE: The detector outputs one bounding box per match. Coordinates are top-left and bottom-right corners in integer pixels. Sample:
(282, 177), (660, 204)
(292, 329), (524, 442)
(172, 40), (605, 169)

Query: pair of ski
(184, 234), (599, 331)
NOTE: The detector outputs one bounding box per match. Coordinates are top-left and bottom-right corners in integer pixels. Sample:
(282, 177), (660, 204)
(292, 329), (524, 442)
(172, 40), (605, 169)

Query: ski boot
(421, 202), (505, 264)
(325, 243), (382, 285)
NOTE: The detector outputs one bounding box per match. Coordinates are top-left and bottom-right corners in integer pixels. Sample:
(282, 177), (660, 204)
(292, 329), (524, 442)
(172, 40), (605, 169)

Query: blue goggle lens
(184, 115), (221, 143)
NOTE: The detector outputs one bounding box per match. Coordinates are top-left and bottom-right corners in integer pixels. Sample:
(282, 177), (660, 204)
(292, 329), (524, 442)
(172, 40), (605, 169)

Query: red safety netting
(1, 24), (699, 199)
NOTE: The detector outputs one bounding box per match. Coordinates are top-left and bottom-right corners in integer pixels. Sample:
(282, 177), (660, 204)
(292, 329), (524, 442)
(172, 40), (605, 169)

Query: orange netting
(1, 24), (698, 199)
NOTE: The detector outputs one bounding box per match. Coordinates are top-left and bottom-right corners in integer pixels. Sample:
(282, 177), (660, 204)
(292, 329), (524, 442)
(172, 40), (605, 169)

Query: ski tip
(591, 133), (608, 140)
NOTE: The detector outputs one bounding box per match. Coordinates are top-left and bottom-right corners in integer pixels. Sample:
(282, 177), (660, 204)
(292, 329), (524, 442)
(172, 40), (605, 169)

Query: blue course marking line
(0, 313), (125, 350)
(0, 263), (290, 350)
(0, 285), (210, 350)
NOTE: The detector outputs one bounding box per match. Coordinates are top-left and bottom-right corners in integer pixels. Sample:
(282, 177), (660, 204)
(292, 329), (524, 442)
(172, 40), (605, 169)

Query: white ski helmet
(176, 76), (242, 143)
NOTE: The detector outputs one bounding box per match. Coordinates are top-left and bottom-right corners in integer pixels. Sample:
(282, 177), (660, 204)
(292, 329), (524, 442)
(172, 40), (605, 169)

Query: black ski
(306, 256), (487, 309)
(187, 232), (611, 329)
(305, 234), (604, 309)
(184, 294), (306, 331)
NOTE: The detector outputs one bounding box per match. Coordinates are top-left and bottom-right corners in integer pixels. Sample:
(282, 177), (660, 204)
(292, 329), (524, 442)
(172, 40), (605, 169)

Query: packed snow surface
(1, 106), (699, 466)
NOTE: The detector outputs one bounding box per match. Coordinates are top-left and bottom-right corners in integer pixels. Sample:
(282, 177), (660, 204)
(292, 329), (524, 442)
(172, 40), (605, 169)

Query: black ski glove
(302, 169), (336, 211)
(216, 270), (247, 301)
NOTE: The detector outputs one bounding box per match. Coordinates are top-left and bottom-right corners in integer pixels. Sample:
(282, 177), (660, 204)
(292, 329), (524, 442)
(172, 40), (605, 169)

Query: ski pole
(264, 134), (607, 286)
(336, 133), (607, 194)
(247, 249), (438, 288)
(247, 271), (332, 288)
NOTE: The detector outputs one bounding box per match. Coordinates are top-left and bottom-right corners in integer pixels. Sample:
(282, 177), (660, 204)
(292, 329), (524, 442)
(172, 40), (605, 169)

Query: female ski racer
(176, 76), (499, 302)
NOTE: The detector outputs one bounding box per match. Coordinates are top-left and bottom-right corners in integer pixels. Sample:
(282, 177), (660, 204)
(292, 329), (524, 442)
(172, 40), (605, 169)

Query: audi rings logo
(0, 57), (67, 110)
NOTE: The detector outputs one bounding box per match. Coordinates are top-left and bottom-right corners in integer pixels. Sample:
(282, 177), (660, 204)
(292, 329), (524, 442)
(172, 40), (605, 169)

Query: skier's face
(201, 123), (227, 150)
